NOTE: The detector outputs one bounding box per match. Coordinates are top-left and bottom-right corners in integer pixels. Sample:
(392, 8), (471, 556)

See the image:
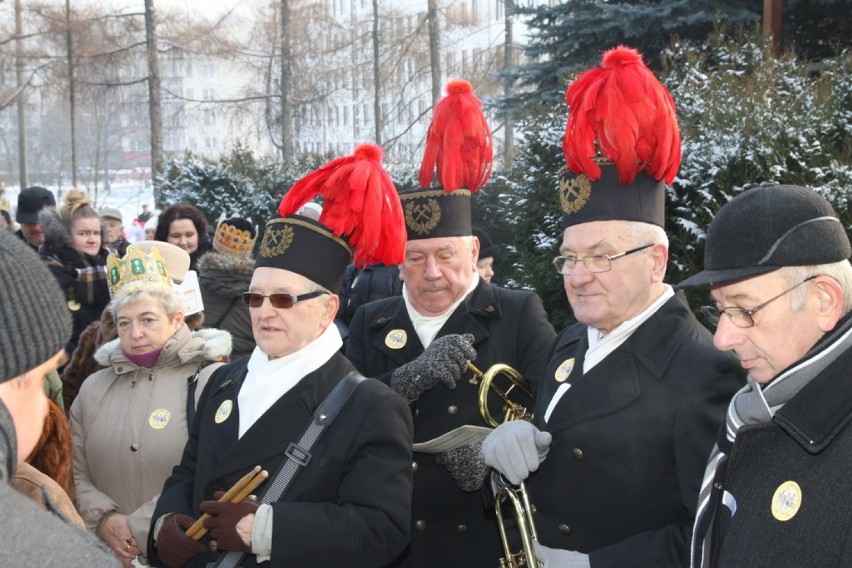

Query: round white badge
(148, 409), (171, 430)
(385, 329), (408, 349)
(215, 400), (234, 424)
(771, 480), (802, 521)
(555, 358), (575, 383)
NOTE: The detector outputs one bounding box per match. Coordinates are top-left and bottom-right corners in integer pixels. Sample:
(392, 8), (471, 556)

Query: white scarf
(237, 324), (343, 437)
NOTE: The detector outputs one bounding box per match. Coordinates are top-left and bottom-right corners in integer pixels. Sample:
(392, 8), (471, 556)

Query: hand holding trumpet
(390, 333), (476, 400)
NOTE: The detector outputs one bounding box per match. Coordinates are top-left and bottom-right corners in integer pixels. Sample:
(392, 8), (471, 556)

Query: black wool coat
(150, 352), (414, 568)
(708, 327), (852, 567)
(346, 278), (556, 567)
(529, 290), (745, 568)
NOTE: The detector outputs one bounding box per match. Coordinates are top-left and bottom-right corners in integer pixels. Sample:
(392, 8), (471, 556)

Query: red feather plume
(419, 79), (493, 192)
(278, 144), (406, 268)
(563, 46), (681, 185)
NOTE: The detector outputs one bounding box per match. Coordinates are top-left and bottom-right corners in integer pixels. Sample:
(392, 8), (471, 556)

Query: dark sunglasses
(241, 290), (327, 309)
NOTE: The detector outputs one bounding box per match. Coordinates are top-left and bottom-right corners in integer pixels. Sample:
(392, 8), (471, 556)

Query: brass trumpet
(470, 362), (535, 428)
(472, 362), (541, 568)
(494, 479), (540, 568)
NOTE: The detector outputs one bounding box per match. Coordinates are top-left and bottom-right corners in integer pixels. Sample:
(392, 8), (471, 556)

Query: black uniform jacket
(150, 352), (414, 567)
(710, 323), (852, 567)
(347, 278), (556, 567)
(529, 290), (744, 568)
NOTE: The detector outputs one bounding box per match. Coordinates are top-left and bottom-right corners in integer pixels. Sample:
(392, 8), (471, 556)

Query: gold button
(558, 524), (572, 535)
(415, 520), (426, 531)
(572, 448), (584, 460)
(412, 461), (419, 472)
(448, 405), (458, 414)
(456, 524), (468, 532)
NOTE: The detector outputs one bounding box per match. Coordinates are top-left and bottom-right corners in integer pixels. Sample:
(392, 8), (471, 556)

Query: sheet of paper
(412, 425), (493, 454)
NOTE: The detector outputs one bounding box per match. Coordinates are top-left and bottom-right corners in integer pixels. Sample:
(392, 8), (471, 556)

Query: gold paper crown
(212, 220), (256, 258)
(106, 245), (172, 297)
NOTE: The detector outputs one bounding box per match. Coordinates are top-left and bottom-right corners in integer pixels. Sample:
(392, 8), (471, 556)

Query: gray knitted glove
(482, 420), (552, 485)
(533, 541), (590, 568)
(389, 333), (476, 401)
(436, 440), (490, 492)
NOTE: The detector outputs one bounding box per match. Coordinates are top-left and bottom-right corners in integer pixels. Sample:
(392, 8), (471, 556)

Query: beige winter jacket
(70, 324), (232, 563)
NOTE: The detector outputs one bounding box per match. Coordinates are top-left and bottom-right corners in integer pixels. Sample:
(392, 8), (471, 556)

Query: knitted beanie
(0, 230), (72, 382)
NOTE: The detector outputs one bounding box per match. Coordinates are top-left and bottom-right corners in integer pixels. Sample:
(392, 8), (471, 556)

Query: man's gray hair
(781, 261), (852, 313)
(625, 221), (669, 249)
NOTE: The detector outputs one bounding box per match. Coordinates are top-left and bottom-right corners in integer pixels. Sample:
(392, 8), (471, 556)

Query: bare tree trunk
(280, 0), (294, 165)
(502, 0), (514, 167)
(15, 0), (29, 189)
(65, 0), (78, 187)
(372, 0), (382, 145)
(144, 0), (164, 203)
(427, 0), (441, 107)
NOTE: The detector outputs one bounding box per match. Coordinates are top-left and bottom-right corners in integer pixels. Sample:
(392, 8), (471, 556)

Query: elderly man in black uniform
(148, 145), (414, 568)
(482, 47), (745, 567)
(684, 185), (852, 568)
(346, 80), (556, 567)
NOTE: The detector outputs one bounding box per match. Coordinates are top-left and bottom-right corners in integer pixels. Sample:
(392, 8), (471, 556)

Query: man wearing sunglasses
(482, 48), (744, 567)
(681, 184), (852, 568)
(149, 146), (414, 568)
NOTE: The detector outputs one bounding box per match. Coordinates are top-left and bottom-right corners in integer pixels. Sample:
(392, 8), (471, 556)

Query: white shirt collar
(402, 273), (479, 348)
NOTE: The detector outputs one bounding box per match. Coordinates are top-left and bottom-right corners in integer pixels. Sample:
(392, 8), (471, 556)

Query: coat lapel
(543, 334), (642, 433)
(206, 354), (350, 484)
(542, 292), (692, 433)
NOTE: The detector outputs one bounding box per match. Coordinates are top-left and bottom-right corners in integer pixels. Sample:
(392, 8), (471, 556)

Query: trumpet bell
(473, 363), (535, 428)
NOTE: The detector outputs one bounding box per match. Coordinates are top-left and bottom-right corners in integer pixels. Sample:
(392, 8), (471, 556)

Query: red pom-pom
(563, 46), (681, 185)
(278, 144), (406, 267)
(419, 79), (493, 192)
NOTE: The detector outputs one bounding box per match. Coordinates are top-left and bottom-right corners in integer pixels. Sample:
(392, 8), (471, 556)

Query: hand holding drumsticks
(186, 466), (268, 540)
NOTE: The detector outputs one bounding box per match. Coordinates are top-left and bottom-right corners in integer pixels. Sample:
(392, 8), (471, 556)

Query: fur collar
(94, 326), (233, 367)
(198, 251), (254, 276)
(40, 207), (72, 249)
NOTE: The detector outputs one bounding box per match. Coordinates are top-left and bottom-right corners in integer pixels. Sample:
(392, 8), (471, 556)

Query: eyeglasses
(701, 276), (817, 329)
(241, 290), (327, 309)
(553, 243), (654, 275)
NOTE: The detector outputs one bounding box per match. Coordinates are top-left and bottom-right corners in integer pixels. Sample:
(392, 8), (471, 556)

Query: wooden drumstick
(186, 466), (264, 539)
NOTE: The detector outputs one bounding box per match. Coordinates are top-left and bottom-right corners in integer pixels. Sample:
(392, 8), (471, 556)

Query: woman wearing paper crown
(70, 244), (232, 566)
(198, 216), (258, 360)
(481, 47), (744, 567)
(150, 144), (413, 568)
(346, 81), (555, 568)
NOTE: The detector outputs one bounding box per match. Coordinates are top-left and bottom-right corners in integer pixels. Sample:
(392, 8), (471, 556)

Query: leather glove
(155, 513), (208, 568)
(533, 541), (591, 568)
(200, 498), (259, 553)
(436, 440), (490, 492)
(390, 333), (476, 400)
(482, 420), (552, 485)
